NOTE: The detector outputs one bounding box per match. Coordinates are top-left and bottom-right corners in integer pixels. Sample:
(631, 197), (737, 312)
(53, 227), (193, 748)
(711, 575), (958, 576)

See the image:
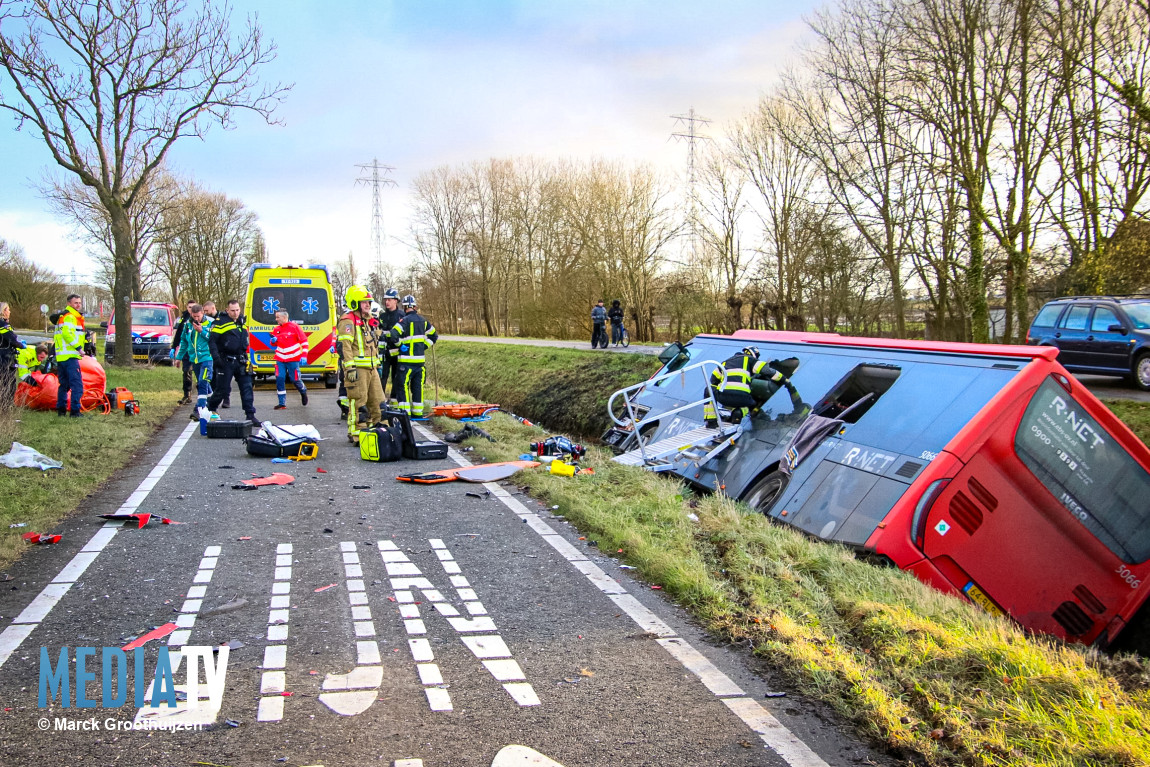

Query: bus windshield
(1015, 378), (1150, 563)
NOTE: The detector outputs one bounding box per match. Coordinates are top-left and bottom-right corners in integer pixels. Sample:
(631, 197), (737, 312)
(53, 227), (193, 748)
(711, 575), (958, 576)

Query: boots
(300, 389), (308, 406)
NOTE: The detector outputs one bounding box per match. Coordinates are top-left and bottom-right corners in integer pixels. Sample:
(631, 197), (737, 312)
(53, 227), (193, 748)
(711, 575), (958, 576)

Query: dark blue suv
(1027, 296), (1150, 391)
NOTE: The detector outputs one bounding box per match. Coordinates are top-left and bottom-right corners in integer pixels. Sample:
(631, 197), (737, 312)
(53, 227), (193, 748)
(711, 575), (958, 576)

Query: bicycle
(613, 325), (630, 348)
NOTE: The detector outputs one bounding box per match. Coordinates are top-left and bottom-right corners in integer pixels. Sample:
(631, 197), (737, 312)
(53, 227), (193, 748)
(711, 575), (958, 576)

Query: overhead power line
(670, 108), (712, 261)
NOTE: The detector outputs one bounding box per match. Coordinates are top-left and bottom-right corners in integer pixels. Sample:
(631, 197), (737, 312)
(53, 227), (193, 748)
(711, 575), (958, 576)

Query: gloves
(346, 369), (359, 384)
(22, 375), (37, 387)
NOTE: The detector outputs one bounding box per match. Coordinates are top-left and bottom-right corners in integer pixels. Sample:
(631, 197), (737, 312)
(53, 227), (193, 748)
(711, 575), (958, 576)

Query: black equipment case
(382, 408), (449, 461)
(207, 420), (253, 439)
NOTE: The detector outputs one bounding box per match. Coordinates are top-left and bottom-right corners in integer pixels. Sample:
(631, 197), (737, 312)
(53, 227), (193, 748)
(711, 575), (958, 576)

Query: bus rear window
(251, 288), (330, 326)
(1015, 379), (1150, 563)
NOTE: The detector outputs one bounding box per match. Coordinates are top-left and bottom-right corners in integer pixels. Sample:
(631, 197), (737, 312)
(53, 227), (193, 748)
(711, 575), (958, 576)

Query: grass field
(431, 344), (1150, 767)
(0, 365), (182, 571)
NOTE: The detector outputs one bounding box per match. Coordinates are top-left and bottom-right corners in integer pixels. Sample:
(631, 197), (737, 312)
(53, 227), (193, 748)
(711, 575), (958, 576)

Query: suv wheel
(1133, 352), (1150, 392)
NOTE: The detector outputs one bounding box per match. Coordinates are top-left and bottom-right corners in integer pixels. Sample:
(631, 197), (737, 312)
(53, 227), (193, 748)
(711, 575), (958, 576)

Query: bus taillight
(912, 479), (951, 550)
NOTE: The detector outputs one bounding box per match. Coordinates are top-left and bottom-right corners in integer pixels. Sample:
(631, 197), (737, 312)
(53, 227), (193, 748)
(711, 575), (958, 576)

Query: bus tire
(1131, 352), (1150, 392)
(741, 470), (790, 516)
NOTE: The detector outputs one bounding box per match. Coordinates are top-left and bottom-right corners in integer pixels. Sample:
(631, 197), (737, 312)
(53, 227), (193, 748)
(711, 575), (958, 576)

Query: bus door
(920, 376), (1150, 645)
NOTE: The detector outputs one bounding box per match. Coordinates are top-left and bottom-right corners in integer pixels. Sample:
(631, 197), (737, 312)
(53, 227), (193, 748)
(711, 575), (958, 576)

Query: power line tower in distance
(670, 108), (712, 263)
(354, 158), (397, 265)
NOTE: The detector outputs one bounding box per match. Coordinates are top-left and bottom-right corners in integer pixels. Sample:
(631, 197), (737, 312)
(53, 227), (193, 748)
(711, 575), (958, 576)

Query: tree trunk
(109, 205), (135, 366)
(967, 199), (988, 343)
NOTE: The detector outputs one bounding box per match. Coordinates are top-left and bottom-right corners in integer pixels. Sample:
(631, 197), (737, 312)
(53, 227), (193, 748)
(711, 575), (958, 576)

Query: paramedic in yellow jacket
(337, 285), (384, 443)
(54, 294), (86, 417)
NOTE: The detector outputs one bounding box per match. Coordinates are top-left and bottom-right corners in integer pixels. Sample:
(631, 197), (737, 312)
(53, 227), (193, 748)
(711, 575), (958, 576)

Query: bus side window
(814, 364), (901, 423)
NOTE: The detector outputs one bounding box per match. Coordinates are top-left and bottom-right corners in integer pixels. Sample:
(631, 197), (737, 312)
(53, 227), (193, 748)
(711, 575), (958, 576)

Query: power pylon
(670, 108), (712, 261)
(354, 159), (397, 263)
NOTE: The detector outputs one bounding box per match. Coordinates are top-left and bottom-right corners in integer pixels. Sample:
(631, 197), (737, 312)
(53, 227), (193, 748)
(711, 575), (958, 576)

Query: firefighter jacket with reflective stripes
(180, 316), (213, 363)
(379, 307), (404, 357)
(710, 353), (783, 396)
(209, 315), (250, 362)
(337, 311), (382, 369)
(16, 346), (41, 378)
(53, 307), (85, 361)
(271, 321), (309, 363)
(388, 310), (438, 364)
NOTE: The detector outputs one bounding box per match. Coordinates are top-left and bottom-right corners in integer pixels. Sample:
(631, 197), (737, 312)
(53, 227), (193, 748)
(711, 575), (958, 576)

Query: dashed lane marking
(0, 421), (198, 672)
(257, 542), (295, 722)
(412, 422), (830, 767)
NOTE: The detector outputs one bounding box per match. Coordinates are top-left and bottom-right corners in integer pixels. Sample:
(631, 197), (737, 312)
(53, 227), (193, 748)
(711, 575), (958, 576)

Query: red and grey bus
(605, 330), (1150, 648)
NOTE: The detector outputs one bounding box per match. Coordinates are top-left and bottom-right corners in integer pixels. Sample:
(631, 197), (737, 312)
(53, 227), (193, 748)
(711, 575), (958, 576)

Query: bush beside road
(0, 366), (182, 570)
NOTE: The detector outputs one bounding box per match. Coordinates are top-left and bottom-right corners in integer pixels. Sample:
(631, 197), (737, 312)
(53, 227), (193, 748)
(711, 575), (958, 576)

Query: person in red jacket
(271, 309), (309, 410)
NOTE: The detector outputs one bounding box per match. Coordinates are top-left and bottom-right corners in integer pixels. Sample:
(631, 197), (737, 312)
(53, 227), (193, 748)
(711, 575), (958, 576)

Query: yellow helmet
(344, 285), (373, 311)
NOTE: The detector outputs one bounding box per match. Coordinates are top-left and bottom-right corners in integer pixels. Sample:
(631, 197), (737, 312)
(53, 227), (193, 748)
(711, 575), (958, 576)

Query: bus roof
(726, 329), (1058, 361)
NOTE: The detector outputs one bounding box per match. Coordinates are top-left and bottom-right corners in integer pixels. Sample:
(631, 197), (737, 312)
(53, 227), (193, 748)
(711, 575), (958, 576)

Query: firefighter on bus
(704, 346), (801, 426)
(337, 285), (384, 443)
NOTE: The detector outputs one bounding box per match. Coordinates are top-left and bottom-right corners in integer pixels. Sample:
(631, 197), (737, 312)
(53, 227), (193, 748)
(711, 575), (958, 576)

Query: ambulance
(244, 264), (338, 387)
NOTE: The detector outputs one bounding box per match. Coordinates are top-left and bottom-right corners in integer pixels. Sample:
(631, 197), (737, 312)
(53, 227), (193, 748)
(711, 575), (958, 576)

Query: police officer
(378, 288), (404, 402)
(388, 294), (438, 418)
(704, 346), (791, 426)
(54, 294), (86, 417)
(337, 286), (384, 443)
(0, 302), (24, 407)
(207, 300), (257, 423)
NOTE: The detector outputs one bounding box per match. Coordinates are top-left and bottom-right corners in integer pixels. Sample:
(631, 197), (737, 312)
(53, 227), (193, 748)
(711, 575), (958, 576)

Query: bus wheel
(741, 470), (789, 516)
(324, 373), (338, 389)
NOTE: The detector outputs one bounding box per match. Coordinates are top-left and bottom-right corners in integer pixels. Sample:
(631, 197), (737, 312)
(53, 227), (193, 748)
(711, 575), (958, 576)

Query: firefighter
(703, 346), (791, 426)
(337, 285), (384, 443)
(378, 288), (404, 402)
(387, 294), (438, 418)
(207, 300), (257, 423)
(54, 294), (86, 417)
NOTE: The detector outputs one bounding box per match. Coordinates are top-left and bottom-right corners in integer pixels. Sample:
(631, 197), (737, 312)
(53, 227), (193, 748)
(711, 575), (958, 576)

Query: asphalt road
(0, 388), (897, 767)
(440, 335), (1150, 402)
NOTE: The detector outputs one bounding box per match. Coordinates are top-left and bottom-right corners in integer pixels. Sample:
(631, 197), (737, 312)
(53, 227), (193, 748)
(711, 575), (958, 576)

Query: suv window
(1059, 305), (1090, 331)
(1032, 303), (1063, 327)
(1123, 302), (1150, 330)
(1090, 307), (1121, 332)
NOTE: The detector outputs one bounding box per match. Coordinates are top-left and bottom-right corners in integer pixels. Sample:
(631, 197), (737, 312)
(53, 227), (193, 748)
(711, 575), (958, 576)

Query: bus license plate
(963, 582), (1004, 618)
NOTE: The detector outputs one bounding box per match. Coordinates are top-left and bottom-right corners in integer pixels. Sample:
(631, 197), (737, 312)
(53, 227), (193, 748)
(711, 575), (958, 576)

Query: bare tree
(0, 0), (288, 364)
(0, 237), (66, 326)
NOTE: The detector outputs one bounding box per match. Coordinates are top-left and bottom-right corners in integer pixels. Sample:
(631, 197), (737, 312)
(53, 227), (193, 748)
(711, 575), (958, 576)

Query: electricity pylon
(670, 108), (712, 262)
(354, 159), (397, 263)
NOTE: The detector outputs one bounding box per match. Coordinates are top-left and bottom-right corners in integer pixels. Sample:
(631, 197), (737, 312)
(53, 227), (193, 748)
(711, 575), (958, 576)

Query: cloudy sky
(0, 0), (821, 283)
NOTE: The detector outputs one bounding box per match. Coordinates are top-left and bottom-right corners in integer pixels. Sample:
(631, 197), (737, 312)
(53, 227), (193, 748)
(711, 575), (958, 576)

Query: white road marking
(490, 745), (566, 766)
(0, 422), (197, 672)
(134, 545), (225, 727)
(318, 541), (384, 717)
(258, 543), (294, 722)
(413, 423), (831, 767)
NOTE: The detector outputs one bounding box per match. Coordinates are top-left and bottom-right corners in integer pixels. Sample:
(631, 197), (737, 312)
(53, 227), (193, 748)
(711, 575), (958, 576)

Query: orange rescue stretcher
(431, 403), (500, 419)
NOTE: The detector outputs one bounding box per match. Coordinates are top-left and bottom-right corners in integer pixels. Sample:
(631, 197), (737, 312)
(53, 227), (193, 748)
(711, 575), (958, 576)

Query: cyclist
(608, 300), (625, 346)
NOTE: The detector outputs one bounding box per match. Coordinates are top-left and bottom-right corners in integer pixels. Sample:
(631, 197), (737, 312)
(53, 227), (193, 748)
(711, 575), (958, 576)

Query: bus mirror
(658, 342), (687, 365)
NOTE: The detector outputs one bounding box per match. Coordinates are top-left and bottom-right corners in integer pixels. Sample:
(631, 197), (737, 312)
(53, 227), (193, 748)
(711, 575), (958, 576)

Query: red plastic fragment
(281, 691), (293, 697)
(161, 518), (183, 525)
(237, 536), (252, 541)
(21, 532), (40, 544)
(122, 622), (178, 651)
(316, 468), (327, 473)
(651, 585), (663, 590)
(39, 535), (61, 545)
(242, 473), (295, 487)
(314, 583), (337, 593)
(131, 513), (151, 529)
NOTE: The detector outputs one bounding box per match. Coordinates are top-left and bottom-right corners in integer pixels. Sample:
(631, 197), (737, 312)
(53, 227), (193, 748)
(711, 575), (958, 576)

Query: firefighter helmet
(345, 285), (373, 311)
(402, 294), (417, 308)
(383, 288), (400, 301)
(741, 346), (761, 360)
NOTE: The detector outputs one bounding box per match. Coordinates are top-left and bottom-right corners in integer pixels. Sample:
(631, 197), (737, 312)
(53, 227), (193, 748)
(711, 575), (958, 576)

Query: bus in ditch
(604, 329), (1150, 649)
(244, 264), (338, 387)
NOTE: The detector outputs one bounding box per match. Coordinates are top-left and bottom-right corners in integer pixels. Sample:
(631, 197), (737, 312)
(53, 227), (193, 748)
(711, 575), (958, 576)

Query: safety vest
(389, 311), (438, 364)
(710, 354), (778, 396)
(16, 346), (40, 378)
(337, 312), (380, 369)
(54, 306), (85, 361)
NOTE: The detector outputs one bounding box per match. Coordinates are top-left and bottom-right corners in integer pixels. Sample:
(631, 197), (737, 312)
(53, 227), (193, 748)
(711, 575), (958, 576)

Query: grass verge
(430, 340), (660, 439)
(0, 365), (182, 571)
(427, 369), (1150, 766)
(1103, 399), (1150, 446)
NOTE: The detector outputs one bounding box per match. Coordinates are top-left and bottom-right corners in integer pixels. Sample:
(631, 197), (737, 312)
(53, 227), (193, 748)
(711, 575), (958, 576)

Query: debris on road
(237, 536), (252, 541)
(21, 531), (61, 545)
(314, 583), (337, 593)
(8, 523), (26, 528)
(239, 472), (295, 487)
(764, 691), (787, 698)
(352, 485), (371, 490)
(121, 622), (177, 651)
(202, 597), (248, 617)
